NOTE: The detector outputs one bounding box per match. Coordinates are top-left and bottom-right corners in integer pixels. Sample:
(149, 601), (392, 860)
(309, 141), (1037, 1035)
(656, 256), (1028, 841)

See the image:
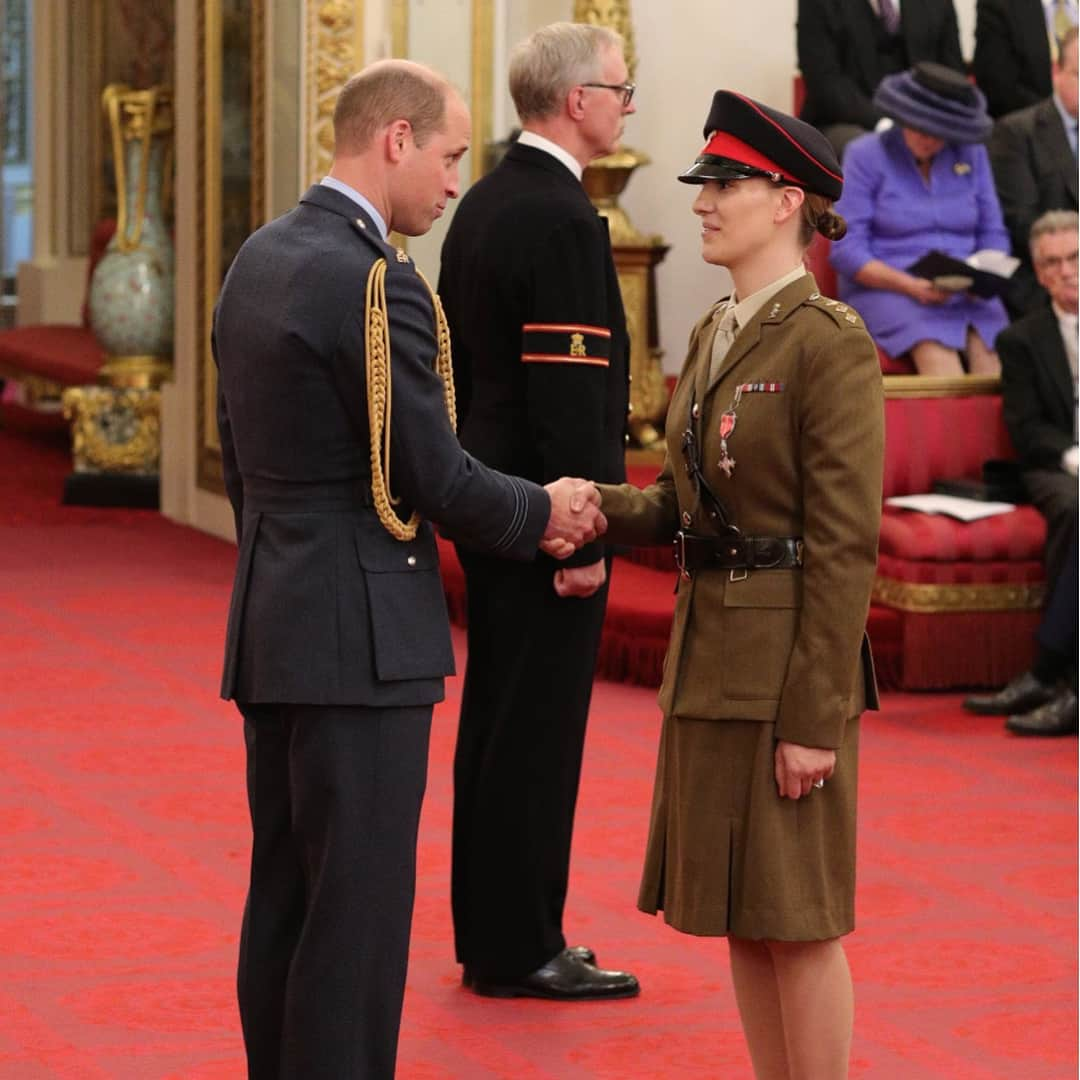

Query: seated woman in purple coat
(830, 63), (1011, 376)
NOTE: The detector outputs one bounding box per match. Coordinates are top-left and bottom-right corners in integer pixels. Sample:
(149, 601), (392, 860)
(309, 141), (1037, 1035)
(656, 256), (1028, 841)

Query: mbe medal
(718, 410), (737, 477)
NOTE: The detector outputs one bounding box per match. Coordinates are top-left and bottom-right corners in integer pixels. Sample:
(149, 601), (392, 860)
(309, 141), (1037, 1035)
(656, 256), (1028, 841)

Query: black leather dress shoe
(466, 948), (639, 1000)
(1006, 689), (1079, 736)
(963, 671), (1058, 715)
(462, 945), (596, 988)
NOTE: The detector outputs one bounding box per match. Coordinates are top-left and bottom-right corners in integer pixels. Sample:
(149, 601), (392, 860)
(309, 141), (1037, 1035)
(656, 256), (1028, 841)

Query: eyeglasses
(581, 81), (635, 107)
(1035, 249), (1079, 272)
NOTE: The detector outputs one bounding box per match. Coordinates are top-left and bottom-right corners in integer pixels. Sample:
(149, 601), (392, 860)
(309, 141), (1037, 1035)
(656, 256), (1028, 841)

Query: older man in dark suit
(797, 0), (964, 155)
(989, 26), (1079, 314)
(964, 209), (1078, 733)
(213, 59), (606, 1079)
(438, 22), (638, 1001)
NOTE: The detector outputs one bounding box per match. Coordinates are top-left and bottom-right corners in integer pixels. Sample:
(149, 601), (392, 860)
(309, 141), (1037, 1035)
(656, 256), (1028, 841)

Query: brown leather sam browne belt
(674, 531), (804, 576)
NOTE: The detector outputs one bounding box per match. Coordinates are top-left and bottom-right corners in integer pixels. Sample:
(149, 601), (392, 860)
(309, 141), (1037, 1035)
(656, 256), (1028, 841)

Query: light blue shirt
(1053, 93), (1079, 157)
(320, 176), (388, 240)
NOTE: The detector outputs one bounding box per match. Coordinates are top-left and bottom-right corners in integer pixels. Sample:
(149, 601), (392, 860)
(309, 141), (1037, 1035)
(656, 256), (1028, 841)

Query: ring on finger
(813, 778), (825, 789)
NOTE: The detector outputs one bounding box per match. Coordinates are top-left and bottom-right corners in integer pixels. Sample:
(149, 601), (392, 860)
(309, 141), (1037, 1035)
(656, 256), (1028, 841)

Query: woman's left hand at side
(774, 740), (836, 800)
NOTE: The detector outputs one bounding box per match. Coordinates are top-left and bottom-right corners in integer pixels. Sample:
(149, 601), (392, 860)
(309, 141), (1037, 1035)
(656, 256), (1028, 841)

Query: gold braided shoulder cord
(365, 258), (457, 541)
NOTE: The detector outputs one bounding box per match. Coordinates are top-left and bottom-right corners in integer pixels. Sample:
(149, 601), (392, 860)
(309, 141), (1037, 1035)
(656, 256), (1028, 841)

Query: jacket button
(407, 555), (417, 567)
(624, 433), (630, 445)
(627, 402), (634, 415)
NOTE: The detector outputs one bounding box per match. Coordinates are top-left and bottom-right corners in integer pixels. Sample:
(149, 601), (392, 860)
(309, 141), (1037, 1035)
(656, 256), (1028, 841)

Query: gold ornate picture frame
(196, 0), (266, 494)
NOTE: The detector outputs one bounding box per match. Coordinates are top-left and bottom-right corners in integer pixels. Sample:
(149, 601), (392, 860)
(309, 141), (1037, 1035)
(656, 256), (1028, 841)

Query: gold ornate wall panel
(196, 0), (267, 494)
(573, 0), (638, 78)
(469, 0), (494, 184)
(304, 0), (365, 187)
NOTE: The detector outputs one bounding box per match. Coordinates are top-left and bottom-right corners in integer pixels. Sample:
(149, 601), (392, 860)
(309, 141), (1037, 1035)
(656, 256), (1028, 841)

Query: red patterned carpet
(0, 427), (1076, 1079)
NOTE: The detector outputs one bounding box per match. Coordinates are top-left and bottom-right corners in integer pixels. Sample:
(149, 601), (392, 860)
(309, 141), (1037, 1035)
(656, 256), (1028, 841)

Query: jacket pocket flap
(354, 525), (439, 573)
(722, 570), (802, 608)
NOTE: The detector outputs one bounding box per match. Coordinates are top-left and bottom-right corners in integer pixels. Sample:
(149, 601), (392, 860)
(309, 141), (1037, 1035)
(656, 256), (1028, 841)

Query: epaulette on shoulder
(803, 291), (864, 329)
(347, 217), (415, 271)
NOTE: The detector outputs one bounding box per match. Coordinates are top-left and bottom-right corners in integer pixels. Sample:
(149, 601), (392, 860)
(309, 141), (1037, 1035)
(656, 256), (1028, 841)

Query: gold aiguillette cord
(365, 258), (457, 540)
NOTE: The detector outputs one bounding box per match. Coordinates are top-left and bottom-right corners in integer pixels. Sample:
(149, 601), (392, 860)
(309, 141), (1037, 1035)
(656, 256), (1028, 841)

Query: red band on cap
(700, 131), (803, 186)
(730, 92), (844, 186)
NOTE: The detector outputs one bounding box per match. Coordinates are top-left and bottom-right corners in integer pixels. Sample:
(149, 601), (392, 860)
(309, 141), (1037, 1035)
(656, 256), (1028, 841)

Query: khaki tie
(709, 305), (739, 383)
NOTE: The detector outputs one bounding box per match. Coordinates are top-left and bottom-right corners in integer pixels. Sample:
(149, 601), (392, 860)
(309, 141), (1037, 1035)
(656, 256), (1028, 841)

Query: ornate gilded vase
(88, 84), (174, 389)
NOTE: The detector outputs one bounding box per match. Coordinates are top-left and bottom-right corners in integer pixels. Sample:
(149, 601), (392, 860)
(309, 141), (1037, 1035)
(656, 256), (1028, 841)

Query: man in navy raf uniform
(438, 22), (639, 1001)
(213, 59), (606, 1079)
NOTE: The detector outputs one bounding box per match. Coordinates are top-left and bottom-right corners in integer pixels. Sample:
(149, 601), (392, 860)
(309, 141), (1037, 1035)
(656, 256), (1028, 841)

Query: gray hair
(508, 21), (623, 124)
(1030, 209), (1079, 255)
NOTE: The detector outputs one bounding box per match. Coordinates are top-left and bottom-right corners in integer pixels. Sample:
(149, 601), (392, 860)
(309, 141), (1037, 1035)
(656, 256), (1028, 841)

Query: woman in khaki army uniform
(598, 91), (884, 1079)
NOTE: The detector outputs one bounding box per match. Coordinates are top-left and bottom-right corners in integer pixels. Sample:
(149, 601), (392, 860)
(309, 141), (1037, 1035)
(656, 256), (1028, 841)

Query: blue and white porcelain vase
(88, 84), (174, 389)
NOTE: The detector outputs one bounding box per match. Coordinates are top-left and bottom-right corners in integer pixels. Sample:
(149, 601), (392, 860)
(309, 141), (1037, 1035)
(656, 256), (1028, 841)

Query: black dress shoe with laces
(963, 671), (1058, 715)
(1006, 688), (1079, 736)
(462, 945), (596, 988)
(465, 948), (639, 1000)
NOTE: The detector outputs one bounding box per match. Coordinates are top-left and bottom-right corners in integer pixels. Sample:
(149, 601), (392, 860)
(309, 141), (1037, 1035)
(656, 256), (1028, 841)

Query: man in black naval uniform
(438, 22), (639, 1000)
(213, 59), (607, 1079)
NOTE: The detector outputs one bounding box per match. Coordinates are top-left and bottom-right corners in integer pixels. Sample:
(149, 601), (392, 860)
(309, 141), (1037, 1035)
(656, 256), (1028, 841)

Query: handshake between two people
(540, 476), (606, 553)
(540, 478), (608, 599)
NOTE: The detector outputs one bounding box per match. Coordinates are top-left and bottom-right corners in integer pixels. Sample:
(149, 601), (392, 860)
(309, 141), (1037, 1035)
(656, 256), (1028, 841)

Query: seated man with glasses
(988, 26), (1079, 316)
(964, 209), (1079, 734)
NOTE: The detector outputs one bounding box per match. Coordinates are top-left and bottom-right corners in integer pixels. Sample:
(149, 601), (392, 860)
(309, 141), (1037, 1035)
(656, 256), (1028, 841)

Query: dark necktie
(878, 0), (901, 35)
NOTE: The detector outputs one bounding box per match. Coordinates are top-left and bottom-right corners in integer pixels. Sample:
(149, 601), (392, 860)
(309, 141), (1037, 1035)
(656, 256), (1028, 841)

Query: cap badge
(395, 248), (410, 263)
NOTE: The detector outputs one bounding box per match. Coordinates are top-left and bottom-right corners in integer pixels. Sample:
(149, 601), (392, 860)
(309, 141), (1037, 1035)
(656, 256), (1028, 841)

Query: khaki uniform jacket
(599, 273), (884, 749)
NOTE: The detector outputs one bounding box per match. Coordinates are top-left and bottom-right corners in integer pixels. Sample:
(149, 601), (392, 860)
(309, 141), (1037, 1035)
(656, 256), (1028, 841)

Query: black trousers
(1024, 467), (1078, 590)
(237, 702), (432, 1080)
(1037, 532), (1078, 680)
(452, 548), (609, 979)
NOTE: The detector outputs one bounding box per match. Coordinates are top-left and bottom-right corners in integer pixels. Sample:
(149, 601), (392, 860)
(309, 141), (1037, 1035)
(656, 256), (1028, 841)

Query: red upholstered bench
(874, 382), (1046, 688)
(0, 219), (115, 421)
(804, 235), (914, 374)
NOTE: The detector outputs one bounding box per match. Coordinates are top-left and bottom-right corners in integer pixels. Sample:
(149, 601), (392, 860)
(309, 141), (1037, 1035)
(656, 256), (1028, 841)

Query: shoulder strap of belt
(682, 386), (737, 535)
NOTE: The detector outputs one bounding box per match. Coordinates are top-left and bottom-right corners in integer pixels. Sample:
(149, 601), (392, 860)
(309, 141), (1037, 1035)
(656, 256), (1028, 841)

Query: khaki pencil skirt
(637, 714), (859, 941)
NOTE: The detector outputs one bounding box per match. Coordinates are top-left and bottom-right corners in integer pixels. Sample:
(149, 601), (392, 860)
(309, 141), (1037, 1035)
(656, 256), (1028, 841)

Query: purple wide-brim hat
(873, 63), (992, 144)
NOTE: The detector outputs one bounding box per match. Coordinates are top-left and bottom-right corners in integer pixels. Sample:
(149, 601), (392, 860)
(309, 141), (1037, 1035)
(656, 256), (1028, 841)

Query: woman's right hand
(905, 276), (950, 305)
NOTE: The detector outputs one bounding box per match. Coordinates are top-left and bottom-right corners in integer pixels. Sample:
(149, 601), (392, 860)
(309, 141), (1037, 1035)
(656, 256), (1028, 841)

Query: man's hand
(540, 477), (607, 559)
(774, 739), (836, 800)
(553, 558), (606, 598)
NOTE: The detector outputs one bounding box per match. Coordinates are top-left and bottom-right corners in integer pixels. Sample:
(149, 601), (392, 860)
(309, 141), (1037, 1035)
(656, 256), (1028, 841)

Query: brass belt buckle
(674, 530), (691, 580)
